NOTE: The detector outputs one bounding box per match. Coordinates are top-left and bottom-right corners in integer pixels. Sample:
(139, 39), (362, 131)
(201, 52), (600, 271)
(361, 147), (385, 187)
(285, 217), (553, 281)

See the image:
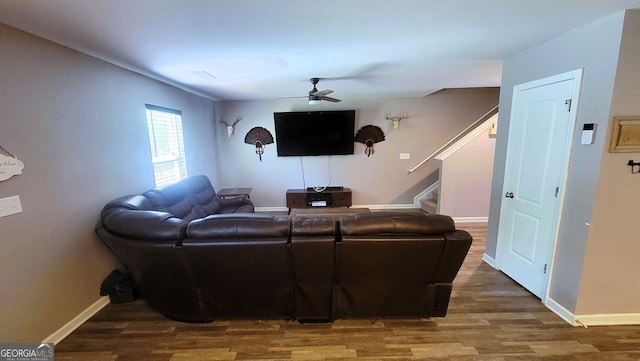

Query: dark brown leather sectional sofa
(96, 175), (472, 323)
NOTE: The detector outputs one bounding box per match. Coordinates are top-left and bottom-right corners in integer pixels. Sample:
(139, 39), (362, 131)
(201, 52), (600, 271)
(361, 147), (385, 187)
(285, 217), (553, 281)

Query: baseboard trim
(362, 204), (417, 210)
(531, 296), (640, 327)
(453, 216), (488, 223)
(575, 313), (640, 326)
(43, 296), (110, 345)
(544, 297), (576, 326)
(482, 253), (497, 269)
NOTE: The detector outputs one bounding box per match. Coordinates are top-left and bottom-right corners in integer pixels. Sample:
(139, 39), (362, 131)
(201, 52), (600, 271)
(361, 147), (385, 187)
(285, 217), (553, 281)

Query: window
(145, 104), (187, 186)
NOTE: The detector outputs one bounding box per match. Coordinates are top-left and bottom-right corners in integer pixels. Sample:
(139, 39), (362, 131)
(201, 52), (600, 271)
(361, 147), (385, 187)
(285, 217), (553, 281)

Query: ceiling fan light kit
(308, 96), (322, 105)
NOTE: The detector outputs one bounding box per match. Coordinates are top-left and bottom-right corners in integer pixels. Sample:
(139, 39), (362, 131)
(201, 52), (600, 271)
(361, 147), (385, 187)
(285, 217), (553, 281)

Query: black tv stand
(286, 188), (352, 209)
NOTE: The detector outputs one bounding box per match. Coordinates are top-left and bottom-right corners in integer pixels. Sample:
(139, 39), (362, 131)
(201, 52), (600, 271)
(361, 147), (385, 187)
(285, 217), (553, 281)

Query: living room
(1, 1), (640, 354)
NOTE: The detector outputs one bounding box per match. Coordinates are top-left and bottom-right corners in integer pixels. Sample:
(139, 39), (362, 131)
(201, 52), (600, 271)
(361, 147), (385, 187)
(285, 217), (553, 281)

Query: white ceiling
(1, 0), (640, 101)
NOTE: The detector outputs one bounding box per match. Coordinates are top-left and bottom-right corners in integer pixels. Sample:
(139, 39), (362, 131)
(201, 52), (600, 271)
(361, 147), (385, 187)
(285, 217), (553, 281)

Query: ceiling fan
(308, 78), (342, 104)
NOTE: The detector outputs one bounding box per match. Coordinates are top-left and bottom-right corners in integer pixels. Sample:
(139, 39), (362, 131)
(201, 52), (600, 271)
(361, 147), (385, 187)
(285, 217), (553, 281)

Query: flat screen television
(274, 110), (355, 156)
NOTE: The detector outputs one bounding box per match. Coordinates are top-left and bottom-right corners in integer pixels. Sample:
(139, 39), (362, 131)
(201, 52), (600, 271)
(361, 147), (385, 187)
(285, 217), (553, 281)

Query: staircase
(413, 107), (498, 217)
(420, 189), (439, 214)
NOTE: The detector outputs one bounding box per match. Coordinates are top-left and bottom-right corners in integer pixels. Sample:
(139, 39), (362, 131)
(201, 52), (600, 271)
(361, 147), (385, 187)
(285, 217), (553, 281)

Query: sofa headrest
(339, 211), (455, 235)
(142, 180), (201, 221)
(291, 216), (336, 236)
(183, 175), (222, 215)
(184, 175), (215, 194)
(186, 213), (290, 238)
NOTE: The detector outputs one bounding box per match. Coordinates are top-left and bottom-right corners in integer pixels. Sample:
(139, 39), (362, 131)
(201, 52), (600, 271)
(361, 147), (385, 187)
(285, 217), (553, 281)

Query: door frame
(495, 69), (583, 303)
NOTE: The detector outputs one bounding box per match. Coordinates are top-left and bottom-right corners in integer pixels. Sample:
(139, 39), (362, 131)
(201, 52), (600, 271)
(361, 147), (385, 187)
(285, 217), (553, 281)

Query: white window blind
(145, 104), (187, 186)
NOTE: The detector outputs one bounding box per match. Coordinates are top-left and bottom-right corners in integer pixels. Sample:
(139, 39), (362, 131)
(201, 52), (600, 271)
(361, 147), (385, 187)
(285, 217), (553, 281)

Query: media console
(286, 187), (352, 209)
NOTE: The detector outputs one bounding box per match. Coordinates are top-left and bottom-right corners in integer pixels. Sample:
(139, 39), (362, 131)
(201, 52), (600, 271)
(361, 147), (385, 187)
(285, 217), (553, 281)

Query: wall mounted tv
(274, 110), (355, 156)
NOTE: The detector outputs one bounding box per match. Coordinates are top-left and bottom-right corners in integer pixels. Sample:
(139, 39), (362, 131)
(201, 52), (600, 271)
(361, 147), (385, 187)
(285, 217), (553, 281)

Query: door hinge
(555, 187), (559, 197)
(543, 264), (548, 273)
(565, 99), (572, 112)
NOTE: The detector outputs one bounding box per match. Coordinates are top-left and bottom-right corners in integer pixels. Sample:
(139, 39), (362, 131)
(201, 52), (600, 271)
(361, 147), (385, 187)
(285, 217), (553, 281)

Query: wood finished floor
(55, 223), (640, 360)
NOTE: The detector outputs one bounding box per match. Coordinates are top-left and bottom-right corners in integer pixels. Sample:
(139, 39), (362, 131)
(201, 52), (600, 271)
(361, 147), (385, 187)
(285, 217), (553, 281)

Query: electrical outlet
(0, 196), (23, 217)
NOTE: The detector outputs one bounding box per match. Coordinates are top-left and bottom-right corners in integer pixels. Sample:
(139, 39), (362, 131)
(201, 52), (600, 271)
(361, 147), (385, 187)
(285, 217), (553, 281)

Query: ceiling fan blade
(320, 96), (342, 103)
(277, 95), (307, 100)
(313, 89), (334, 97)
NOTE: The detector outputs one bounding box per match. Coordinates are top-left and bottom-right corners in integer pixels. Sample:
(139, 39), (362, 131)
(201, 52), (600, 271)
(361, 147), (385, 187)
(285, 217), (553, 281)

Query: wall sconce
(219, 116), (241, 138)
(355, 125), (385, 157)
(628, 160), (640, 174)
(244, 127), (274, 161)
(385, 112), (409, 130)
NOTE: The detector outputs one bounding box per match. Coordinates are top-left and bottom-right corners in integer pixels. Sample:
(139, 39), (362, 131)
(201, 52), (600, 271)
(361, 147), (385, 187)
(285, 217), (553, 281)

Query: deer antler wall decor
(219, 116), (241, 138)
(385, 112), (410, 130)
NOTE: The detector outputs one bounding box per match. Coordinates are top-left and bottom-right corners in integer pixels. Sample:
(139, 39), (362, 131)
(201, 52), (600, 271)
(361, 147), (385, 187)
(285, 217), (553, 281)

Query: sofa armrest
(218, 197), (255, 213)
(431, 230), (473, 283)
(101, 210), (188, 241)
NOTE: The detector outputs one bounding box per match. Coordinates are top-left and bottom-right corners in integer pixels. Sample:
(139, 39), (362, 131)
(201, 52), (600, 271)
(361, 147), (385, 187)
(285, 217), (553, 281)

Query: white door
(496, 70), (582, 299)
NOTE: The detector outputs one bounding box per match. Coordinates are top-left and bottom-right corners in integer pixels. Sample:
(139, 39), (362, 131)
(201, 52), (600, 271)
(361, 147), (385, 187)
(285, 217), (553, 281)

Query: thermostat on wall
(581, 123), (595, 145)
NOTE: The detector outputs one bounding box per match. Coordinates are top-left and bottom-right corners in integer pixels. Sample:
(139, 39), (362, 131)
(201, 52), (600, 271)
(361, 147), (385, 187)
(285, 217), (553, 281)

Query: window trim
(145, 104), (187, 186)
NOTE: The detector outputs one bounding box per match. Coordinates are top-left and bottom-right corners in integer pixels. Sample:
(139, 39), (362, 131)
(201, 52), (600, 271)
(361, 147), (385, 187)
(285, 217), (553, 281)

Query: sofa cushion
(184, 174), (222, 215)
(142, 181), (201, 222)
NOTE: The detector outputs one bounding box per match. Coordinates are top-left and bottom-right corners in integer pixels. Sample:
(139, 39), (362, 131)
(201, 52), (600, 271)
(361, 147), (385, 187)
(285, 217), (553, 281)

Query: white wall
(215, 88), (499, 209)
(438, 126), (496, 218)
(485, 10), (640, 317)
(576, 10), (640, 316)
(0, 24), (217, 342)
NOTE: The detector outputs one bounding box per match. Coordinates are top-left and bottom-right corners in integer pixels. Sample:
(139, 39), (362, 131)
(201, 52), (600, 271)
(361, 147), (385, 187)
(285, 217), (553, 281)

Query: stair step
(420, 198), (438, 214)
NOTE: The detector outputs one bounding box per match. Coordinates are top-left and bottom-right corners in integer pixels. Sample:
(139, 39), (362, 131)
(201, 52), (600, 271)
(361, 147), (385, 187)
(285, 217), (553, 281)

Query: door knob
(505, 192), (514, 198)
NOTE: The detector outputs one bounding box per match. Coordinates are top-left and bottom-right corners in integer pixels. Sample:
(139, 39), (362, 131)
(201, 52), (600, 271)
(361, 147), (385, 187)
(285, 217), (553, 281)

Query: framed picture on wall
(609, 116), (640, 153)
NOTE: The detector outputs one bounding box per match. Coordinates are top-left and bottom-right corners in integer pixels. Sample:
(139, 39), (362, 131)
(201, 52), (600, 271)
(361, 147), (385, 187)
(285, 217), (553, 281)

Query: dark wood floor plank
(55, 222), (640, 360)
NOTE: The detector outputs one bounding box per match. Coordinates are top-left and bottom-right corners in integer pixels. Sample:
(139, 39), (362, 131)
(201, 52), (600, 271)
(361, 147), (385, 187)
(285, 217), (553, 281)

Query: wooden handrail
(407, 105), (499, 174)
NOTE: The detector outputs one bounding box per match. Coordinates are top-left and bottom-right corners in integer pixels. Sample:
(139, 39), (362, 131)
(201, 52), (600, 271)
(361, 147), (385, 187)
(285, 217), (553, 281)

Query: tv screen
(274, 110), (355, 156)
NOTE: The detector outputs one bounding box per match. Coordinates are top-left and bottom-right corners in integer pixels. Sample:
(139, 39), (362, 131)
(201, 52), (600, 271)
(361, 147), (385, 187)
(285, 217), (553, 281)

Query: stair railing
(407, 105), (498, 174)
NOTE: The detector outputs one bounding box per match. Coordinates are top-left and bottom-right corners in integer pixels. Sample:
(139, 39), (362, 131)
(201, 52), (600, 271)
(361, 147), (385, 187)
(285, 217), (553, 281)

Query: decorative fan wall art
(354, 125), (385, 157)
(244, 126), (274, 161)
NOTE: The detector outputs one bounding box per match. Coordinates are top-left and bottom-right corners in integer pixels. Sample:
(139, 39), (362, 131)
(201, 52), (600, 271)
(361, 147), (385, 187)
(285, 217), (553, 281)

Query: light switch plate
(0, 196), (23, 217)
(399, 153), (410, 160)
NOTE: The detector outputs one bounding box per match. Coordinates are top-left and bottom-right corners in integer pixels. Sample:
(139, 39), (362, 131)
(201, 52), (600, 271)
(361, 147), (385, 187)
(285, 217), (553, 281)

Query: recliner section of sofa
(334, 212), (471, 318)
(290, 216), (337, 322)
(96, 175), (472, 323)
(182, 214), (293, 320)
